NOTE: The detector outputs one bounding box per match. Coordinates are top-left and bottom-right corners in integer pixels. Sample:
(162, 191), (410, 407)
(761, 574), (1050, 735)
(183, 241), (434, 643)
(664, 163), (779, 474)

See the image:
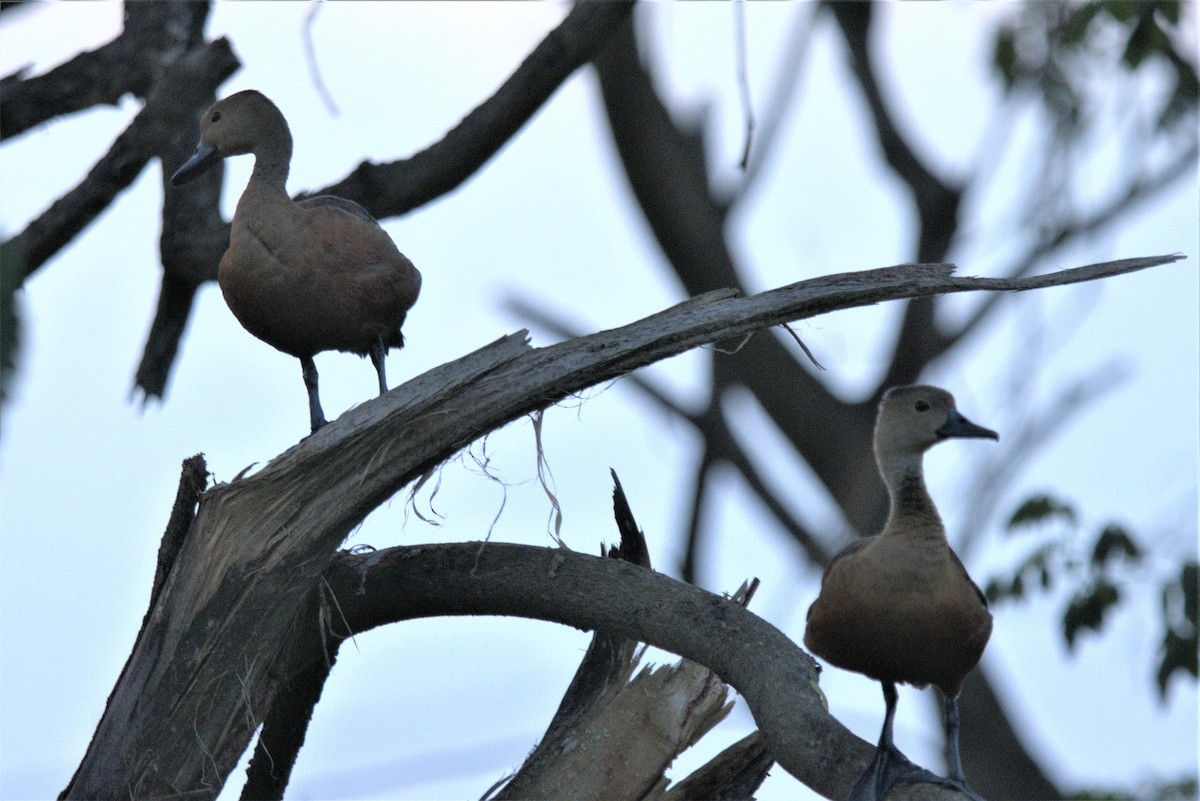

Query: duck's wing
(298, 194), (377, 224)
(948, 546), (989, 609)
(806, 535), (879, 620)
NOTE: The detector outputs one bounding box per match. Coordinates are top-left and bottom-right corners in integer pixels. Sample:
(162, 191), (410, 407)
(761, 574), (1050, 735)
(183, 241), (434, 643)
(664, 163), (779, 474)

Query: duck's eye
(210, 111), (222, 123)
(914, 400), (930, 412)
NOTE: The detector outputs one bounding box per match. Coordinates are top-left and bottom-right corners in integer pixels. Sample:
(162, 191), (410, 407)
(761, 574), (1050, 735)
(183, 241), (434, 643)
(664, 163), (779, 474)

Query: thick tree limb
(62, 254), (1181, 800)
(3, 37), (238, 286)
(325, 544), (835, 797)
(0, 3), (209, 140)
(239, 613), (337, 801)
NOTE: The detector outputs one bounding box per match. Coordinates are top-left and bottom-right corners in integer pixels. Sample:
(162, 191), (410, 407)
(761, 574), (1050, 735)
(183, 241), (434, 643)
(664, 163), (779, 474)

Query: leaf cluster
(985, 493), (1197, 702)
(992, 1), (1198, 131)
(1067, 774), (1198, 801)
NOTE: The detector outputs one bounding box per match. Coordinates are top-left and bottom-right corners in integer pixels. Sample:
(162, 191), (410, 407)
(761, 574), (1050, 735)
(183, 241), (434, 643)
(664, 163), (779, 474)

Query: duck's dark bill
(172, 142), (220, 186)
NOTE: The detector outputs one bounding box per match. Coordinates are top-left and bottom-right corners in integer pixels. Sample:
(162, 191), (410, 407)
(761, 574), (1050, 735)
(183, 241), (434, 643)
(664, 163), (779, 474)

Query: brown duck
(805, 385), (996, 801)
(172, 90), (421, 432)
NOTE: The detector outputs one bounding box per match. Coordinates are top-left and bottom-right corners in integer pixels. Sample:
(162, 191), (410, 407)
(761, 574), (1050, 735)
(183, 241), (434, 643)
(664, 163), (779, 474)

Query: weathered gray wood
(63, 254), (1185, 799)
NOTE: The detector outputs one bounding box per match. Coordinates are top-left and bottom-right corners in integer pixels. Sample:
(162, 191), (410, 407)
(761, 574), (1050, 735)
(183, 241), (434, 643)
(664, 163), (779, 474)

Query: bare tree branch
(137, 69), (230, 402)
(824, 2), (963, 262)
(943, 141), (1200, 353)
(729, 5), (818, 206)
(302, 2), (634, 218)
(593, 13), (879, 541)
(323, 543), (864, 797)
(657, 731), (773, 800)
(61, 254), (1181, 800)
(0, 3), (210, 140)
(489, 473), (661, 800)
(3, 38), (239, 285)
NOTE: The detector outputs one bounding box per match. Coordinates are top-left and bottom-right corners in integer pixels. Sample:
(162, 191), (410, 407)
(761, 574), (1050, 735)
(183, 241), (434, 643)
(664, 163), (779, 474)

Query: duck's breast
(219, 197), (421, 356)
(804, 536), (991, 693)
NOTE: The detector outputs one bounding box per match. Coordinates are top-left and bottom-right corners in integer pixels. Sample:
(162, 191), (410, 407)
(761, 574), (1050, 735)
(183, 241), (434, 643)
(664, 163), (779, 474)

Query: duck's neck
(247, 126), (293, 198)
(879, 450), (945, 536)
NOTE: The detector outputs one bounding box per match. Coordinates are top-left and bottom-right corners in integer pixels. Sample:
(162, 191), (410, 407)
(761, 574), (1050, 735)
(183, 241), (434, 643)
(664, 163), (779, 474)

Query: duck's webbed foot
(848, 741), (900, 801)
(895, 768), (987, 801)
(850, 747), (987, 801)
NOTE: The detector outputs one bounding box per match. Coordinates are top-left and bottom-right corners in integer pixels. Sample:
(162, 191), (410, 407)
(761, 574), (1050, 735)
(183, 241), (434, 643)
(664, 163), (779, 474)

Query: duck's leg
(945, 696), (966, 782)
(878, 694), (985, 801)
(928, 695), (987, 800)
(300, 355), (328, 432)
(848, 681), (910, 801)
(369, 337), (388, 395)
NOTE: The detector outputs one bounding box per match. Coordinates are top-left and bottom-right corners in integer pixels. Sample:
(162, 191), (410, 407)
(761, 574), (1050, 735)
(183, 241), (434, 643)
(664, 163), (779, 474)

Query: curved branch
(823, 1), (962, 262)
(302, 2), (634, 218)
(322, 542), (878, 800)
(63, 254), (1183, 799)
(727, 4), (819, 209)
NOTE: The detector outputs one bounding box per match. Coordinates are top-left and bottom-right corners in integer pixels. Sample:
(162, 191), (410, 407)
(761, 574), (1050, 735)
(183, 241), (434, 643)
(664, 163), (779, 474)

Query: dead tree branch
(303, 2), (634, 218)
(594, 15), (887, 538)
(61, 254), (1181, 800)
(322, 543), (850, 797)
(0, 3), (210, 140)
(3, 37), (238, 286)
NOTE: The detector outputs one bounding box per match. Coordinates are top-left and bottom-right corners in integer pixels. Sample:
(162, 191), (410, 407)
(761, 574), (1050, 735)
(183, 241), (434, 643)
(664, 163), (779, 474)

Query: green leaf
(1100, 0), (1141, 23)
(984, 578), (1005, 605)
(1062, 3), (1101, 45)
(1008, 494), (1078, 531)
(985, 544), (1058, 606)
(1157, 0), (1181, 25)
(1063, 577), (1120, 649)
(1090, 524), (1142, 567)
(1156, 629), (1198, 700)
(1158, 56), (1199, 129)
(1122, 9), (1169, 69)
(1156, 561), (1199, 700)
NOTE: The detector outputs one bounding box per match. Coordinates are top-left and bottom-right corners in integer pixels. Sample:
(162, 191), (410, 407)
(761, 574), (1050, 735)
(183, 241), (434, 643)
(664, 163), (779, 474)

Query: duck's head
(874, 385), (998, 466)
(172, 90), (291, 186)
